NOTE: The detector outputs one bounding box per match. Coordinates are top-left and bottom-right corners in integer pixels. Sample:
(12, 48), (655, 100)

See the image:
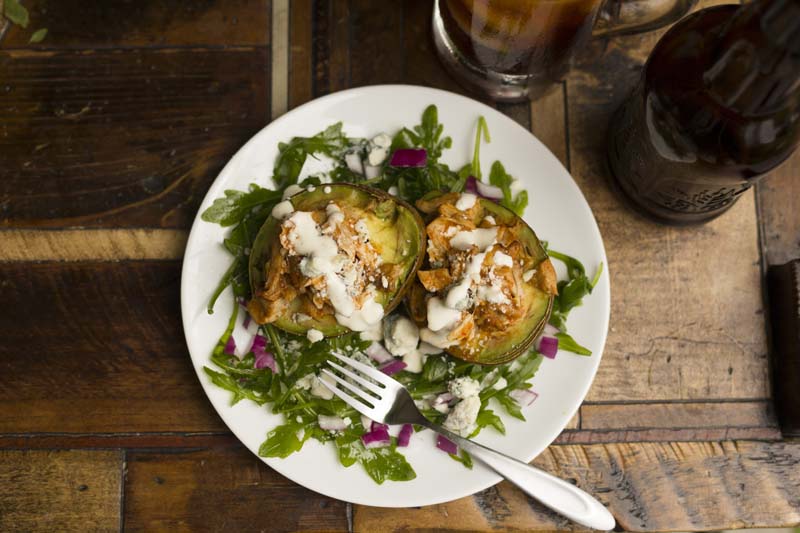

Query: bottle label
(654, 183), (751, 213)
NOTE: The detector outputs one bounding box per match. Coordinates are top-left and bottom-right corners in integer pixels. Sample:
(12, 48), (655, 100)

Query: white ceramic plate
(181, 84), (610, 508)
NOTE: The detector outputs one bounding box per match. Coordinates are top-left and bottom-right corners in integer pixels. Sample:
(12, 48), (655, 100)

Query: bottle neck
(704, 0), (800, 115)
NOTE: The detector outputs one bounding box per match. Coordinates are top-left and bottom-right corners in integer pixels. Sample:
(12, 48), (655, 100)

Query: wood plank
(0, 47), (268, 228)
(271, 0), (289, 119)
(0, 450), (122, 532)
(0, 433), (237, 450)
(531, 82), (569, 169)
(288, 0), (313, 109)
(555, 426), (782, 443)
(349, 0), (404, 85)
(0, 261), (226, 433)
(566, 32), (768, 402)
(124, 448), (349, 532)
(497, 101), (532, 131)
(311, 0), (351, 96)
(354, 440), (800, 532)
(0, 424), (782, 450)
(757, 150), (800, 267)
(0, 0), (270, 48)
(581, 401), (777, 430)
(0, 229), (186, 260)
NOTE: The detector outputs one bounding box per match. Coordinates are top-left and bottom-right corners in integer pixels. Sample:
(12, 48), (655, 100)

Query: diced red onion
(366, 342), (394, 364)
(510, 388), (539, 406)
(543, 323), (560, 336)
(243, 314), (251, 329)
(224, 337), (236, 356)
(318, 415), (348, 431)
(477, 180), (504, 200)
(535, 335), (559, 358)
(254, 350), (278, 373)
(433, 392), (454, 406)
(251, 334), (267, 351)
(465, 176), (479, 194)
(379, 359), (407, 376)
(397, 424), (414, 447)
(436, 434), (458, 455)
(361, 426), (391, 448)
(389, 148), (427, 167)
(465, 176), (503, 201)
(236, 297), (248, 308)
(371, 421), (389, 432)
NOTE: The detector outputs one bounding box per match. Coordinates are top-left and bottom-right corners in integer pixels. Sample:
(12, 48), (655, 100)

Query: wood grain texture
(0, 450), (122, 532)
(0, 0), (270, 48)
(124, 448), (348, 532)
(0, 47), (268, 228)
(311, 0), (350, 96)
(554, 426), (782, 444)
(757, 150), (800, 267)
(0, 261), (226, 433)
(567, 32), (769, 402)
(288, 0), (313, 109)
(354, 440), (800, 532)
(580, 401), (777, 430)
(0, 229), (187, 260)
(271, 0), (289, 119)
(497, 101), (532, 131)
(531, 83), (569, 169)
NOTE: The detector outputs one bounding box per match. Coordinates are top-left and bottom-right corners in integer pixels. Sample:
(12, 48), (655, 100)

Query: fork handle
(424, 423), (615, 531)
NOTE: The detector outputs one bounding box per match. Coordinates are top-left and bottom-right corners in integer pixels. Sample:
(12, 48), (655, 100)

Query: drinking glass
(433, 0), (697, 101)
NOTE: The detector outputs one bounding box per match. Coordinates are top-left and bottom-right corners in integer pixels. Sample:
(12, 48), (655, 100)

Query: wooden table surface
(1, 1), (799, 531)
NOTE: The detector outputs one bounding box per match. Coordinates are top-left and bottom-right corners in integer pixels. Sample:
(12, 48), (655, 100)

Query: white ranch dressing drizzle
(449, 227), (497, 251)
(283, 207), (383, 332)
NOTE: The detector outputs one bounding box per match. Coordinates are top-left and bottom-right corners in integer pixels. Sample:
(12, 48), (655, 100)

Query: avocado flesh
(248, 183), (425, 337)
(408, 194), (556, 365)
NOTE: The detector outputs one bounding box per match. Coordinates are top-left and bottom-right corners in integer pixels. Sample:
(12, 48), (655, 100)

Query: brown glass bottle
(607, 0), (800, 225)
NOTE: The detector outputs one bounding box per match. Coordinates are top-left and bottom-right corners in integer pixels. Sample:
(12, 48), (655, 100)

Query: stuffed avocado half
(248, 183), (425, 337)
(408, 192), (557, 365)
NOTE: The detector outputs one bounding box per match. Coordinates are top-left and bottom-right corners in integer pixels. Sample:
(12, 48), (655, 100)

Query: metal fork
(321, 353), (615, 531)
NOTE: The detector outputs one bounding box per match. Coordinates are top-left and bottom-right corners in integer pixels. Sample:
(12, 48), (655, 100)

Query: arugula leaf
(422, 354), (450, 382)
(413, 105), (452, 163)
(495, 392), (525, 421)
(203, 367), (269, 406)
(547, 249), (604, 331)
(556, 332), (592, 356)
(335, 432), (416, 484)
(382, 106), (461, 203)
(472, 408), (505, 436)
(273, 123), (348, 189)
(448, 449), (474, 469)
(29, 28), (47, 43)
(212, 298), (239, 357)
(4, 0), (29, 27)
(207, 258), (243, 314)
(488, 161), (528, 215)
(201, 185), (281, 227)
(471, 116), (490, 179)
(259, 423), (307, 458)
(504, 352), (543, 390)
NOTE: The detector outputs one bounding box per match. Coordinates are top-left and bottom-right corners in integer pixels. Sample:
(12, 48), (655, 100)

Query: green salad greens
(200, 105), (602, 484)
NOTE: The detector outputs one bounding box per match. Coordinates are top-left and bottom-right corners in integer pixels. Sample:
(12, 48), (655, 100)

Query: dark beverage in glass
(433, 0), (697, 101)
(607, 0), (800, 225)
